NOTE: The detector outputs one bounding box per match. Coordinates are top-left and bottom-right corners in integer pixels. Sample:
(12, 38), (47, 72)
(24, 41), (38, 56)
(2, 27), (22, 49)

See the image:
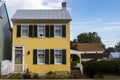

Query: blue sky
(5, 0), (120, 48)
(67, 0), (120, 48)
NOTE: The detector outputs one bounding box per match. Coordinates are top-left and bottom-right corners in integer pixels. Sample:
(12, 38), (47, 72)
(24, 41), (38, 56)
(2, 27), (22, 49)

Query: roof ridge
(17, 9), (64, 11)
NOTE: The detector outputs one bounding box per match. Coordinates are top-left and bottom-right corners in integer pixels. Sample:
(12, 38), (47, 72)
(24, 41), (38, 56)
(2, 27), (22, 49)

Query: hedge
(83, 59), (120, 78)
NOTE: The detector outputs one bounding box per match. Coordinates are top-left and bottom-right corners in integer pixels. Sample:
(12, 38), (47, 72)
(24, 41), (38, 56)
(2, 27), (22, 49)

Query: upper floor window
(17, 24), (66, 38)
(21, 25), (29, 37)
(37, 25), (45, 37)
(37, 49), (45, 64)
(54, 25), (62, 37)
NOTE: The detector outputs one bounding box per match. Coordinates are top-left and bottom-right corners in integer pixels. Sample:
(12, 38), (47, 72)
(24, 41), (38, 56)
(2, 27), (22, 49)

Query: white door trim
(12, 45), (25, 72)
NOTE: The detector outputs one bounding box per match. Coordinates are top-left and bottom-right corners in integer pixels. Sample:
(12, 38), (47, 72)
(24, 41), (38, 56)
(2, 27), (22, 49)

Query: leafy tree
(115, 42), (120, 52)
(104, 47), (115, 53)
(77, 32), (101, 43)
(74, 32), (105, 49)
(70, 41), (77, 50)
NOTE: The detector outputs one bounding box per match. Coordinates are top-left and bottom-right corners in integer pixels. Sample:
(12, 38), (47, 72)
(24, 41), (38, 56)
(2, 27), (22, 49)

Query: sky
(3, 0), (120, 48)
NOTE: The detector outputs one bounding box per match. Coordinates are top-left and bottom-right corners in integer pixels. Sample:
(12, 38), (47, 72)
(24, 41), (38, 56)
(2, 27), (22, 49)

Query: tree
(77, 32), (101, 43)
(115, 42), (120, 52)
(75, 32), (105, 49)
(70, 41), (77, 50)
(104, 47), (115, 53)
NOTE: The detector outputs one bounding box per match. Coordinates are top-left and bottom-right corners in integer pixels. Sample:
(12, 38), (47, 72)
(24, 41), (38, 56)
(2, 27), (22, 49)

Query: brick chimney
(62, 2), (67, 10)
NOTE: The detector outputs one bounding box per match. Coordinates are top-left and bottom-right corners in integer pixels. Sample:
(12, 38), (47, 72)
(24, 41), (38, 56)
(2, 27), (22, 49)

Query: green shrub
(7, 73), (23, 79)
(23, 73), (31, 79)
(83, 60), (120, 78)
(32, 73), (40, 79)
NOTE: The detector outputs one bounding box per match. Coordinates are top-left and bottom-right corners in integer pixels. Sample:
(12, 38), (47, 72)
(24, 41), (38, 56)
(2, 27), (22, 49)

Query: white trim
(37, 24), (46, 38)
(70, 50), (103, 54)
(12, 46), (25, 72)
(54, 24), (62, 38)
(54, 49), (62, 64)
(37, 49), (45, 64)
(21, 24), (29, 38)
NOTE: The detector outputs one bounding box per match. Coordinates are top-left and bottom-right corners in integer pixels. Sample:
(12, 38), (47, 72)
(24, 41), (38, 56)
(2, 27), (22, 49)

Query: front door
(14, 47), (23, 72)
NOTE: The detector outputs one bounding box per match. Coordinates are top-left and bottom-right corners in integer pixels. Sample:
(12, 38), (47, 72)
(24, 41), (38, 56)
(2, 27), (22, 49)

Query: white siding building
(0, 1), (12, 74)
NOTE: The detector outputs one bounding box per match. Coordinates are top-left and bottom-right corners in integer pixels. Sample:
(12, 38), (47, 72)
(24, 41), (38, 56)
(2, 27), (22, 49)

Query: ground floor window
(37, 50), (45, 64)
(54, 50), (62, 64)
(33, 49), (66, 65)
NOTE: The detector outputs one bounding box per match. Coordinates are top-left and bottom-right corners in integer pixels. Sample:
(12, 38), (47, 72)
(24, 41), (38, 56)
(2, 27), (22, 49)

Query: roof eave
(11, 19), (72, 23)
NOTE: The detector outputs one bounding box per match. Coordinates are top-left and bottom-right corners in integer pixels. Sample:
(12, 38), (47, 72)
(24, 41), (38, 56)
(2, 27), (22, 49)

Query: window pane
(54, 25), (61, 37)
(55, 50), (62, 63)
(21, 25), (28, 37)
(38, 25), (45, 37)
(15, 47), (22, 64)
(37, 50), (45, 64)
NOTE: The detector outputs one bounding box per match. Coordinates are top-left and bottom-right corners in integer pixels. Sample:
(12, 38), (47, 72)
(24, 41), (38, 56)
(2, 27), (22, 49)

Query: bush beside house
(2, 71), (80, 79)
(83, 60), (120, 78)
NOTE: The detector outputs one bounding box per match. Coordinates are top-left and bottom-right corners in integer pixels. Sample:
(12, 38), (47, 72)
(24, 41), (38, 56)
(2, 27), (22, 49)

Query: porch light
(27, 51), (30, 55)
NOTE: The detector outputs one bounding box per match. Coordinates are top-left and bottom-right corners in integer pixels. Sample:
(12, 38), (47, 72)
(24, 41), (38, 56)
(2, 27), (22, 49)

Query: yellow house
(11, 2), (72, 74)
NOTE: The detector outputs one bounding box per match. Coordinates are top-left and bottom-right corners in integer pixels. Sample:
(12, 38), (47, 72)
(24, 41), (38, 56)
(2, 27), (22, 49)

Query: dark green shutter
(62, 25), (66, 37)
(33, 49), (37, 64)
(50, 49), (54, 64)
(17, 25), (21, 37)
(34, 25), (37, 37)
(45, 49), (49, 64)
(50, 25), (54, 37)
(62, 49), (66, 64)
(45, 25), (49, 37)
(29, 25), (33, 37)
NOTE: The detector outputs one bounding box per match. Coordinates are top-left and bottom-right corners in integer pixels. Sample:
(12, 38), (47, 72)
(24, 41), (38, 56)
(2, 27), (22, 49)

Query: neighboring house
(11, 2), (72, 74)
(71, 43), (105, 75)
(72, 43), (104, 53)
(81, 53), (110, 62)
(0, 1), (11, 72)
(109, 52), (120, 59)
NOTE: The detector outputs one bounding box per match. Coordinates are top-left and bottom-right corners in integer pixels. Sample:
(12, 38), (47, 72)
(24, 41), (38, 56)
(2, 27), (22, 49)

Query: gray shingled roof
(12, 9), (72, 22)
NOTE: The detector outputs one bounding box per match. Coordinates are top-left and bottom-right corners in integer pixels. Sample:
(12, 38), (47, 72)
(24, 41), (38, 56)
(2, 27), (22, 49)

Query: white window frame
(37, 49), (45, 64)
(21, 24), (29, 37)
(37, 24), (45, 38)
(54, 24), (62, 38)
(54, 49), (62, 64)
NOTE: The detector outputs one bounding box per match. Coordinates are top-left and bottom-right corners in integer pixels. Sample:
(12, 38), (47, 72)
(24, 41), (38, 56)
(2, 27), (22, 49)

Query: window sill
(54, 36), (62, 38)
(54, 63), (62, 65)
(37, 63), (45, 65)
(20, 36), (29, 38)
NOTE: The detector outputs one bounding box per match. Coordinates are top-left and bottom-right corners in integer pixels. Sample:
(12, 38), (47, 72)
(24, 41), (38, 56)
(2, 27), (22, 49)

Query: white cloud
(72, 18), (103, 24)
(104, 21), (120, 25)
(93, 26), (120, 32)
(102, 39), (120, 48)
(4, 0), (64, 18)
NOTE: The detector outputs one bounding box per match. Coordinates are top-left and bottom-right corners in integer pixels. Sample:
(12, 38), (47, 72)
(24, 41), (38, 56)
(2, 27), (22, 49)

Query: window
(21, 25), (29, 37)
(15, 47), (23, 64)
(54, 25), (62, 37)
(37, 50), (45, 64)
(37, 25), (45, 37)
(54, 50), (62, 64)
